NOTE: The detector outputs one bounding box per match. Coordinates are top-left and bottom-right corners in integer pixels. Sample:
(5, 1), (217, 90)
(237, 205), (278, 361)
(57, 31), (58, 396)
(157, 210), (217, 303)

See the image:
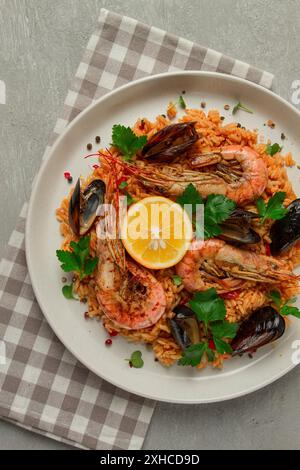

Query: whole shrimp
(94, 160), (166, 330)
(98, 145), (268, 205)
(176, 239), (299, 293)
(95, 237), (166, 329)
(190, 145), (268, 205)
(139, 145), (267, 205)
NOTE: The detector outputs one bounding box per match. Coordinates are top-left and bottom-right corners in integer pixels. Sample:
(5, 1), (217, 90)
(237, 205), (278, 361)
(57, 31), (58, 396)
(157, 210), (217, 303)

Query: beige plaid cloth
(0, 9), (274, 450)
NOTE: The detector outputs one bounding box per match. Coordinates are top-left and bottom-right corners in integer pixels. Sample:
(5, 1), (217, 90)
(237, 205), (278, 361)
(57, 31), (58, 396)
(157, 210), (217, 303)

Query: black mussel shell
(141, 122), (199, 160)
(68, 178), (81, 235)
(219, 209), (261, 244)
(228, 209), (261, 221)
(68, 178), (106, 236)
(270, 199), (300, 256)
(231, 306), (285, 356)
(169, 305), (200, 350)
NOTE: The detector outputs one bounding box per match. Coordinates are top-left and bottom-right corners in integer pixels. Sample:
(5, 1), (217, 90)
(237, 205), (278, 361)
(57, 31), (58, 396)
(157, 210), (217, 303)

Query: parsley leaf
(176, 185), (236, 239)
(176, 183), (203, 213)
(178, 342), (207, 367)
(204, 194), (236, 238)
(266, 143), (282, 156)
(118, 180), (128, 190)
(112, 125), (147, 161)
(179, 288), (238, 367)
(256, 191), (287, 224)
(206, 347), (216, 362)
(62, 283), (76, 300)
(281, 305), (300, 318)
(214, 338), (233, 354)
(178, 95), (187, 109)
(210, 320), (238, 339)
(189, 288), (226, 326)
(269, 290), (300, 319)
(232, 101), (253, 115)
(172, 275), (182, 286)
(56, 235), (98, 280)
(124, 190), (136, 206)
(84, 257), (99, 277)
(127, 350), (144, 368)
(269, 290), (281, 309)
(56, 250), (81, 273)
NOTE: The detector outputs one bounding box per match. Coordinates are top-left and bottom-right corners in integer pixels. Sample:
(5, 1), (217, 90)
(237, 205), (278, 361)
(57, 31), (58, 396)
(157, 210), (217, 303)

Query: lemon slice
(121, 196), (193, 269)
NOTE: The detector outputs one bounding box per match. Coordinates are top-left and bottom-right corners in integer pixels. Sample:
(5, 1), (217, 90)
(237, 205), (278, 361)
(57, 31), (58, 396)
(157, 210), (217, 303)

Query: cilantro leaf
(112, 125), (147, 161)
(214, 338), (233, 354)
(176, 183), (203, 214)
(210, 320), (238, 339)
(56, 235), (98, 280)
(256, 191), (287, 224)
(232, 101), (253, 115)
(178, 342), (207, 367)
(269, 290), (281, 309)
(178, 95), (187, 109)
(172, 275), (182, 286)
(62, 283), (76, 300)
(266, 143), (282, 156)
(127, 350), (144, 368)
(189, 288), (226, 326)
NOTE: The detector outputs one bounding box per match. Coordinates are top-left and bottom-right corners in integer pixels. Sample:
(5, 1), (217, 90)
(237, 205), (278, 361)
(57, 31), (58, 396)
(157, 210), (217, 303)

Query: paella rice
(56, 106), (300, 370)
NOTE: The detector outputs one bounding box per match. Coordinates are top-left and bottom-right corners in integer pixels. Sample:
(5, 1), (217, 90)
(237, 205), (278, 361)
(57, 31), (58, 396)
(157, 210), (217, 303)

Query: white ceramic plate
(26, 71), (300, 403)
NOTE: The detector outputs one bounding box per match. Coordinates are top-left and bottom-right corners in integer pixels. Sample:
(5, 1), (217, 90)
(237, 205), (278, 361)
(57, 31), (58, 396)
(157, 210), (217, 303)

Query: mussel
(231, 306), (285, 356)
(169, 305), (200, 350)
(219, 209), (261, 245)
(68, 178), (106, 236)
(270, 198), (300, 256)
(141, 122), (199, 160)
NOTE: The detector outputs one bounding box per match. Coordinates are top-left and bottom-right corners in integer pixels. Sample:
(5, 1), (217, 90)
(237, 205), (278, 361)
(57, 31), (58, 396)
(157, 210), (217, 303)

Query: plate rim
(25, 70), (300, 403)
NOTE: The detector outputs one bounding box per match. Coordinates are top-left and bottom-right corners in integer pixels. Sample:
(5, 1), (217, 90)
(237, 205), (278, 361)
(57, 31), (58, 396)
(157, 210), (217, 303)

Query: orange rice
(56, 108), (300, 370)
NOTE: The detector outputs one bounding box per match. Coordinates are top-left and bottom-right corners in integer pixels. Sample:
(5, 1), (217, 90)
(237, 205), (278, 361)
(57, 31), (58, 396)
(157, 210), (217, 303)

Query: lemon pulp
(121, 196), (193, 269)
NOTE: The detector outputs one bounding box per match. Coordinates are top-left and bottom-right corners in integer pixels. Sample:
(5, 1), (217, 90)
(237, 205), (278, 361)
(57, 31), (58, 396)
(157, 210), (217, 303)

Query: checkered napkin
(0, 9), (274, 450)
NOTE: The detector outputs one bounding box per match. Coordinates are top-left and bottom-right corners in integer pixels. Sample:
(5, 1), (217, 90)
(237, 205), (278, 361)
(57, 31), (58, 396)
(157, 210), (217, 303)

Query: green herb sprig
(232, 101), (253, 115)
(178, 95), (187, 109)
(56, 235), (98, 281)
(178, 288), (238, 367)
(112, 124), (147, 162)
(126, 350), (144, 368)
(269, 290), (300, 319)
(172, 275), (182, 286)
(176, 183), (236, 239)
(62, 283), (76, 300)
(256, 191), (287, 224)
(266, 143), (282, 156)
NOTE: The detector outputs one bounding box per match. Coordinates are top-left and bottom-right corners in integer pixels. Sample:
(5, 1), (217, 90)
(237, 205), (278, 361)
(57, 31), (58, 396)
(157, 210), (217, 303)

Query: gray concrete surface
(1, 0), (300, 450)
